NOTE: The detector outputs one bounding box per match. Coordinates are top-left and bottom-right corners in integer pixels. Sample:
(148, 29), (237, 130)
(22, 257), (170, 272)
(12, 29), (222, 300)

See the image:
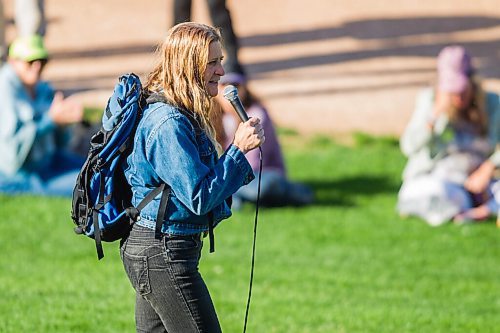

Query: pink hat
(437, 46), (473, 94)
(219, 72), (247, 86)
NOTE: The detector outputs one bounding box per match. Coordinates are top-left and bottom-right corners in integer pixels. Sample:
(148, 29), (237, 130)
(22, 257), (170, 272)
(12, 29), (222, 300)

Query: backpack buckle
(125, 207), (140, 222)
(78, 204), (87, 217)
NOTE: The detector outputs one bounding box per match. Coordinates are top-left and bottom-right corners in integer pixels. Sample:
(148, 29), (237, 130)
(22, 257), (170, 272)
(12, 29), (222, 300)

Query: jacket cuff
(226, 144), (255, 185)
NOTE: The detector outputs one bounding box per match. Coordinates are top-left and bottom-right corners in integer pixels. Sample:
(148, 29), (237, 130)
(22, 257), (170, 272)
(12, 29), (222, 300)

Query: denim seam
(165, 246), (202, 333)
(122, 251), (151, 296)
(226, 145), (252, 178)
(144, 108), (195, 150)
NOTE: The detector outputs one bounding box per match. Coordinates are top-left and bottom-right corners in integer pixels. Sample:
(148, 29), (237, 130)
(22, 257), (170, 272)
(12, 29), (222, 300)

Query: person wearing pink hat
(397, 45), (500, 225)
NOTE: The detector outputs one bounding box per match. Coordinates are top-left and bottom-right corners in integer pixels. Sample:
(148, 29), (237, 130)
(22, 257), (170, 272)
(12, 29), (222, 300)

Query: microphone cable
(243, 146), (262, 333)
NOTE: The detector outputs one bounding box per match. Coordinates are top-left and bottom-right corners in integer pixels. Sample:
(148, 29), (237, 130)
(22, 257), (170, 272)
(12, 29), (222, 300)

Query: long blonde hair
(144, 22), (222, 151)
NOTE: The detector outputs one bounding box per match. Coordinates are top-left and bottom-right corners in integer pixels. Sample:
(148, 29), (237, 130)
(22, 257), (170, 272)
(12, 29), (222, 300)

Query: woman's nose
(216, 63), (225, 76)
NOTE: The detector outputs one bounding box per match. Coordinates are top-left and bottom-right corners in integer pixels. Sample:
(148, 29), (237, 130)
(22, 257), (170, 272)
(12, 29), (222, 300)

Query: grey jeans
(120, 224), (221, 333)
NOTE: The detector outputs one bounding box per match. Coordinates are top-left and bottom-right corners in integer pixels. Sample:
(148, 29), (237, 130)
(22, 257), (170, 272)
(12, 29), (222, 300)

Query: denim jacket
(125, 101), (254, 235)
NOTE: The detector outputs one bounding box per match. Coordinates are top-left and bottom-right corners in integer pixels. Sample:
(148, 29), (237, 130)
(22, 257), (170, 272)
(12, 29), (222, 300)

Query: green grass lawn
(1, 135), (499, 333)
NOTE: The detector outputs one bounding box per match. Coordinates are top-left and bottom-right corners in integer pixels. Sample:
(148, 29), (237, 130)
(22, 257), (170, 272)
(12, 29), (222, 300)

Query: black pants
(121, 225), (221, 332)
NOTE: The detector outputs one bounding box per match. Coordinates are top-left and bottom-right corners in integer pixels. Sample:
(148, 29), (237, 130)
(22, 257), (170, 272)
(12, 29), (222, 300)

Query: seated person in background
(0, 34), (85, 196)
(0, 1), (4, 63)
(214, 73), (314, 208)
(397, 45), (500, 226)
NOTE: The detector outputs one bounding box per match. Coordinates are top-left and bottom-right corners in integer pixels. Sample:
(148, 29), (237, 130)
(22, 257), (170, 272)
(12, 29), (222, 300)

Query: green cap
(8, 35), (49, 62)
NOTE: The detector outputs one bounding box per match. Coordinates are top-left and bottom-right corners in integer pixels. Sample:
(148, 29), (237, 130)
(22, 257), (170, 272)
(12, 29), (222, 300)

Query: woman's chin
(207, 83), (219, 97)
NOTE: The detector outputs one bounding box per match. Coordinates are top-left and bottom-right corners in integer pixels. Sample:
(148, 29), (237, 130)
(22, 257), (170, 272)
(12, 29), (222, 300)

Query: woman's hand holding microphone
(232, 117), (265, 154)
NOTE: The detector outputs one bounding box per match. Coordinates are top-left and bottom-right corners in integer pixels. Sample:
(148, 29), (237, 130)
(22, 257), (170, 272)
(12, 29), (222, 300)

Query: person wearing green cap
(0, 34), (85, 196)
(0, 1), (5, 63)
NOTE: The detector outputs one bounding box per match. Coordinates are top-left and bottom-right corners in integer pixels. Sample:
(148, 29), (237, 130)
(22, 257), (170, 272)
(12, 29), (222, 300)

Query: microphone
(223, 85), (249, 122)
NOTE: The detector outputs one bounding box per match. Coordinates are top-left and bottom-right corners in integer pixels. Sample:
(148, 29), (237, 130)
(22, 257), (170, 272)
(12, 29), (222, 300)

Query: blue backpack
(71, 73), (170, 260)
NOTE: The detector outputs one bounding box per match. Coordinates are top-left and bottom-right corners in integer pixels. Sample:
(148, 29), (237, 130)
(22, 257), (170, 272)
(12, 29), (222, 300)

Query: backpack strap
(135, 184), (166, 211)
(126, 184), (171, 238)
(94, 169), (106, 260)
(146, 92), (202, 131)
(155, 185), (170, 239)
(208, 212), (215, 253)
(125, 184), (170, 219)
(93, 209), (104, 260)
(145, 92), (167, 105)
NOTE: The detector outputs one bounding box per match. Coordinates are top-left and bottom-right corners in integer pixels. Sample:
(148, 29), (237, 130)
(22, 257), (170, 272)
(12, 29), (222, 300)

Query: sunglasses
(27, 59), (48, 68)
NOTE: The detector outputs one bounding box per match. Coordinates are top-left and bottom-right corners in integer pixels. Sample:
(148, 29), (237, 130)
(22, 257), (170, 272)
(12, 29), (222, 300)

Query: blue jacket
(125, 101), (254, 235)
(0, 63), (56, 176)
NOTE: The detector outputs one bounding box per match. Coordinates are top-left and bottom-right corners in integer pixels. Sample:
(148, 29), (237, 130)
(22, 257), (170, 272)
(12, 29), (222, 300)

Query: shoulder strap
(208, 212), (215, 253)
(126, 184), (170, 235)
(145, 92), (167, 105)
(155, 185), (170, 239)
(145, 92), (202, 131)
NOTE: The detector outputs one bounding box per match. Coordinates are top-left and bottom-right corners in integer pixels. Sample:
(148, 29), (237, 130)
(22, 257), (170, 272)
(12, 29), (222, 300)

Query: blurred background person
(397, 45), (500, 226)
(172, 0), (245, 76)
(0, 35), (85, 196)
(215, 73), (314, 208)
(15, 0), (46, 37)
(0, 1), (5, 63)
(1, 0), (46, 63)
